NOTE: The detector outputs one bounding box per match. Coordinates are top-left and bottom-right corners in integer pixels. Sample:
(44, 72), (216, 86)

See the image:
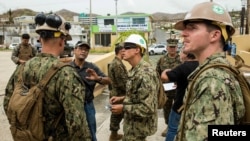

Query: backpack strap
(234, 55), (250, 69)
(38, 63), (71, 138)
(156, 71), (167, 109)
(48, 111), (64, 140)
(178, 63), (249, 139)
(38, 63), (71, 90)
(17, 64), (25, 82)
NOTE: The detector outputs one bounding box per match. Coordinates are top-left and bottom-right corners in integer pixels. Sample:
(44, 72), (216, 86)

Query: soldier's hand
(111, 104), (123, 114)
(19, 59), (26, 64)
(110, 96), (125, 104)
(110, 96), (119, 104)
(161, 69), (171, 82)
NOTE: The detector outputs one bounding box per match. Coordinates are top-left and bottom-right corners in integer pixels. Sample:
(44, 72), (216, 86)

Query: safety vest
(18, 44), (33, 61)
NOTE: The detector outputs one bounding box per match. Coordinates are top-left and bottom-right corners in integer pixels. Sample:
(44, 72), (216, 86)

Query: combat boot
(161, 128), (168, 137)
(109, 131), (123, 141)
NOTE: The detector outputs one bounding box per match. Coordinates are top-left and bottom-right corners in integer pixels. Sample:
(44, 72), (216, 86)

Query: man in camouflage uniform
(108, 43), (128, 141)
(11, 33), (37, 65)
(4, 13), (92, 141)
(110, 34), (159, 141)
(156, 38), (181, 136)
(174, 2), (245, 141)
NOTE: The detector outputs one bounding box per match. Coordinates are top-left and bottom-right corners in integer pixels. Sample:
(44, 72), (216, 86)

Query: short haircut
(115, 43), (123, 55)
(22, 33), (30, 39)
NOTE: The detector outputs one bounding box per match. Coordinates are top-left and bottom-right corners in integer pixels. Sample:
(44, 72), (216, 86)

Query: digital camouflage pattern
(156, 53), (181, 124)
(108, 56), (128, 132)
(4, 53), (92, 141)
(11, 43), (37, 64)
(108, 56), (128, 97)
(176, 53), (245, 141)
(156, 54), (181, 76)
(123, 59), (159, 141)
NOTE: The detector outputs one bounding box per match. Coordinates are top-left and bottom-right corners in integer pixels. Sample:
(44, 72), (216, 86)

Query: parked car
(34, 42), (42, 53)
(148, 44), (166, 55)
(60, 42), (75, 58)
(35, 42), (75, 57)
(9, 43), (19, 49)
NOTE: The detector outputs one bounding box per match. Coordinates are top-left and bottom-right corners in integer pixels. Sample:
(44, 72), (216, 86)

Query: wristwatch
(97, 76), (102, 82)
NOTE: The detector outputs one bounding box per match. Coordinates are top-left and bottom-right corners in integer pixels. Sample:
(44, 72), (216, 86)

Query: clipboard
(163, 82), (176, 91)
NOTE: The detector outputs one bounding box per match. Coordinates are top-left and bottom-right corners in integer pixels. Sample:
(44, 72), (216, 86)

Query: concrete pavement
(94, 87), (166, 141)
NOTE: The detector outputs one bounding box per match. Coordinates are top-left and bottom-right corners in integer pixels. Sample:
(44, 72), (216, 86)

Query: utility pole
(242, 0), (249, 34)
(246, 0), (250, 34)
(89, 0), (92, 47)
(115, 0), (118, 37)
(2, 23), (4, 44)
(240, 6), (246, 34)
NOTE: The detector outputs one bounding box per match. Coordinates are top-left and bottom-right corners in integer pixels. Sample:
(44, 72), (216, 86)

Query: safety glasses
(123, 43), (137, 50)
(124, 46), (137, 50)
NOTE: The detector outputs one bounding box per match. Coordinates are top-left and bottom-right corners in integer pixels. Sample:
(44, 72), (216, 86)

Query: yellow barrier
(227, 35), (250, 67)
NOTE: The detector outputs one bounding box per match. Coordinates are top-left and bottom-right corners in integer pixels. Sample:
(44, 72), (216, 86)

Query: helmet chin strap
(139, 47), (144, 53)
(212, 22), (228, 41)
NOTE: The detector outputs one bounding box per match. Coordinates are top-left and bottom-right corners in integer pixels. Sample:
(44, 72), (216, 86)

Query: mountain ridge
(0, 8), (186, 22)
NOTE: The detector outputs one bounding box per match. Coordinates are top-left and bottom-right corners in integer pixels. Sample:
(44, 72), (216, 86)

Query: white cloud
(0, 0), (242, 15)
(127, 0), (135, 7)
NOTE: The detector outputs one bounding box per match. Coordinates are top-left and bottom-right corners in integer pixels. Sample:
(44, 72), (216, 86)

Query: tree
(8, 9), (13, 24)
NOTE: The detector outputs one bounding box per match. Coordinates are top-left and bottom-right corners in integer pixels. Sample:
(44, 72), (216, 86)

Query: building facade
(89, 14), (153, 47)
(1, 15), (86, 47)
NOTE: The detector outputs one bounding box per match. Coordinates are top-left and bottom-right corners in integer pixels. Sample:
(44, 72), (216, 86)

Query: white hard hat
(124, 34), (147, 49)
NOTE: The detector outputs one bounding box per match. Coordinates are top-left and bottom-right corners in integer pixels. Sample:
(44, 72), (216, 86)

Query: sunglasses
(169, 46), (177, 48)
(124, 46), (137, 50)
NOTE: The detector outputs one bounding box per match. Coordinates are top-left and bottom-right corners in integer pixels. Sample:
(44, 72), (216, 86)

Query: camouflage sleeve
(55, 67), (92, 140)
(155, 57), (162, 75)
(109, 61), (128, 96)
(11, 45), (20, 64)
(182, 73), (244, 141)
(108, 63), (117, 96)
(113, 65), (127, 89)
(123, 70), (158, 118)
(31, 45), (37, 57)
(3, 65), (22, 113)
(3, 74), (15, 113)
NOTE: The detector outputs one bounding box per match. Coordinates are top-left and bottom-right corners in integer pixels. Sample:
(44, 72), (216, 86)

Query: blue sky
(0, 0), (243, 15)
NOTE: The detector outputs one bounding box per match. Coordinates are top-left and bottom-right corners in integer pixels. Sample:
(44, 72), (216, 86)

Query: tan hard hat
(174, 2), (235, 41)
(35, 13), (72, 40)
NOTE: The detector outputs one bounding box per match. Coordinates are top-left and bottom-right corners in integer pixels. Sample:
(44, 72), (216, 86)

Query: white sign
(117, 24), (148, 31)
(99, 25), (112, 32)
